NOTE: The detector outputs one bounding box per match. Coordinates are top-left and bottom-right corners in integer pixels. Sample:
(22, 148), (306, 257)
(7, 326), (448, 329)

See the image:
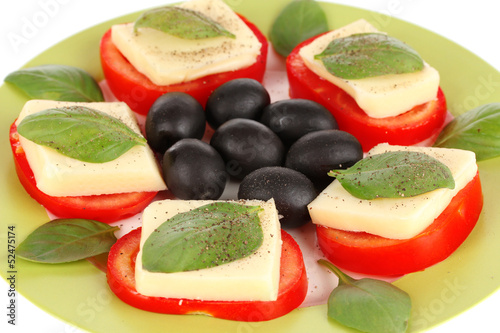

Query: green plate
(1, 1), (499, 332)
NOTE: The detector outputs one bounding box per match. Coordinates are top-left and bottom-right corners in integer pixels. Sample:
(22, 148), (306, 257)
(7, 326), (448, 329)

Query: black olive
(210, 118), (285, 180)
(145, 92), (206, 154)
(205, 78), (270, 129)
(162, 139), (227, 200)
(260, 99), (338, 147)
(285, 129), (363, 191)
(238, 166), (317, 228)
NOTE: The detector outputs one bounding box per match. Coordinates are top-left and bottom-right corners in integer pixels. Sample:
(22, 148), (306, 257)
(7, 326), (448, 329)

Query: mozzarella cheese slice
(135, 199), (282, 302)
(15, 100), (167, 197)
(299, 19), (440, 118)
(111, 0), (262, 85)
(308, 144), (477, 239)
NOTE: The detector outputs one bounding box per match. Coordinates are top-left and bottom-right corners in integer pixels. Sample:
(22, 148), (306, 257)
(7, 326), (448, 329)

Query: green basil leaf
(134, 6), (235, 39)
(315, 33), (424, 79)
(142, 202), (264, 273)
(434, 103), (500, 161)
(329, 151), (455, 199)
(17, 106), (147, 163)
(319, 259), (411, 333)
(270, 0), (329, 57)
(4, 64), (104, 102)
(16, 219), (119, 263)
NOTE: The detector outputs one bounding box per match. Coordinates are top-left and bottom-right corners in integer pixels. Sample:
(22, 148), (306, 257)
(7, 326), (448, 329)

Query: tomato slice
(316, 172), (483, 276)
(9, 121), (158, 223)
(100, 14), (269, 115)
(106, 227), (308, 321)
(286, 35), (448, 152)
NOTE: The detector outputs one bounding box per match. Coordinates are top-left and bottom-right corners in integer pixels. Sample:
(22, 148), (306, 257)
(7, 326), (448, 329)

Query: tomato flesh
(106, 228), (308, 321)
(286, 35), (448, 152)
(9, 121), (158, 223)
(316, 172), (483, 276)
(100, 14), (269, 115)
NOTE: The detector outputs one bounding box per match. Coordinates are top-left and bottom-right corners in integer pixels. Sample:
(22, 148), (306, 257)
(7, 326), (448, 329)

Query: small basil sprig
(4, 64), (104, 102)
(16, 219), (119, 263)
(318, 259), (411, 333)
(134, 6), (235, 39)
(142, 202), (264, 273)
(270, 0), (329, 57)
(434, 103), (500, 161)
(17, 106), (146, 163)
(315, 33), (424, 80)
(329, 151), (455, 199)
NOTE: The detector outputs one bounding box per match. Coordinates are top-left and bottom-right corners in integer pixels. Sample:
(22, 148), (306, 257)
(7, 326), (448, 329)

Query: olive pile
(145, 78), (363, 228)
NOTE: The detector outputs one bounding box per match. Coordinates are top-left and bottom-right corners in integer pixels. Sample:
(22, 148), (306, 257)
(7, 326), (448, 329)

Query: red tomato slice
(106, 227), (308, 322)
(286, 35), (448, 152)
(316, 172), (483, 276)
(9, 121), (158, 223)
(100, 14), (269, 115)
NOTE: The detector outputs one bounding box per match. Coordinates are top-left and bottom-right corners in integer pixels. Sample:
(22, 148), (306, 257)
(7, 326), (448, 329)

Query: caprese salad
(308, 143), (483, 276)
(9, 100), (166, 223)
(100, 0), (268, 115)
(4, 0), (494, 331)
(287, 19), (448, 152)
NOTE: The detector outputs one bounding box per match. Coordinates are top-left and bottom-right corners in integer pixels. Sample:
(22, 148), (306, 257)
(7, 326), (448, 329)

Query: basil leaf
(142, 202), (264, 273)
(270, 0), (329, 57)
(329, 151), (455, 199)
(17, 106), (147, 163)
(315, 33), (424, 79)
(319, 259), (411, 333)
(4, 64), (104, 102)
(434, 103), (500, 161)
(16, 219), (119, 263)
(134, 6), (235, 39)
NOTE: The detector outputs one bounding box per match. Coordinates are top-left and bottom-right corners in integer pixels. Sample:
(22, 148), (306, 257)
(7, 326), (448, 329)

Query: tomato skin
(106, 228), (308, 321)
(9, 121), (158, 223)
(100, 14), (269, 115)
(286, 35), (448, 152)
(316, 172), (483, 276)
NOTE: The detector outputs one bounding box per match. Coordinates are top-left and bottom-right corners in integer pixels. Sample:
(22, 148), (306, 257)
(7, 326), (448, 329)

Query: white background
(1, 0), (499, 332)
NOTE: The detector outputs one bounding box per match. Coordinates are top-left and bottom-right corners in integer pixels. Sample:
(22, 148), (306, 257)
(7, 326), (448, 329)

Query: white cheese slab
(111, 0), (262, 85)
(299, 19), (440, 118)
(15, 99), (166, 197)
(135, 199), (282, 302)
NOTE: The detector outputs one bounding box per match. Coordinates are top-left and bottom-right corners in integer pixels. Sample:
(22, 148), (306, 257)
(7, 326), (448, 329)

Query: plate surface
(1, 1), (499, 332)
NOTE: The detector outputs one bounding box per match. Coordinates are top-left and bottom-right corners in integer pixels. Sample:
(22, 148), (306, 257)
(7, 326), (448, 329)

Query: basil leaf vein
(142, 202), (264, 273)
(134, 6), (235, 39)
(4, 64), (104, 102)
(329, 151), (455, 199)
(315, 33), (424, 79)
(16, 219), (119, 263)
(17, 106), (146, 163)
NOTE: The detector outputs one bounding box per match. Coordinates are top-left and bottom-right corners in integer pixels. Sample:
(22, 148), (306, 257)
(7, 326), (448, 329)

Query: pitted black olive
(260, 98), (337, 147)
(205, 78), (270, 129)
(146, 92), (206, 154)
(238, 166), (317, 228)
(285, 129), (363, 191)
(210, 118), (285, 180)
(162, 139), (227, 200)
